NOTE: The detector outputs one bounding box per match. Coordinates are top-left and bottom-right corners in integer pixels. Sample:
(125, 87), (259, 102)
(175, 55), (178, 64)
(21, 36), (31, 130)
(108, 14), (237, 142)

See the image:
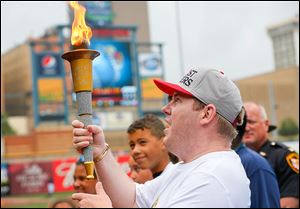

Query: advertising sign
(93, 111), (134, 130)
(52, 158), (77, 192)
(117, 154), (130, 176)
(139, 53), (162, 77)
(37, 53), (62, 76)
(32, 51), (67, 126)
(141, 77), (164, 100)
(38, 78), (65, 119)
(9, 162), (52, 195)
(90, 40), (133, 88)
(1, 163), (10, 196)
(90, 40), (136, 107)
(80, 1), (113, 27)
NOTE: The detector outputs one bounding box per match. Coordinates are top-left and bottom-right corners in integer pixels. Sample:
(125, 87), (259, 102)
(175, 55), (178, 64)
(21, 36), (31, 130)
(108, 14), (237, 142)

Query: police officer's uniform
(258, 140), (299, 198)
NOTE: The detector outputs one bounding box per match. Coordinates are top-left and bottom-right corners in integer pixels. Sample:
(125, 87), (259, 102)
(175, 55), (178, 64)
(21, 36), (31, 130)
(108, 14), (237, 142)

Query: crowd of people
(53, 67), (298, 208)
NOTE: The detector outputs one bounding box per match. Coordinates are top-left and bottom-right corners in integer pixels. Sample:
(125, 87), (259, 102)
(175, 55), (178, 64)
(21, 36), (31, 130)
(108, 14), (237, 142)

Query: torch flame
(69, 1), (92, 46)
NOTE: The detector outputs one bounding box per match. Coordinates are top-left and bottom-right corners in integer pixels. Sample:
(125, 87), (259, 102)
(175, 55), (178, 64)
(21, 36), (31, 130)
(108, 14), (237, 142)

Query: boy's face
(128, 156), (153, 184)
(128, 128), (166, 174)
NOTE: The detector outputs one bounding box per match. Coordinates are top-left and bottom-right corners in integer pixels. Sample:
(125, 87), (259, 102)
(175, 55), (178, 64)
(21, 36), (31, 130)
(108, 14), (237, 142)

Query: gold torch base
(84, 161), (95, 179)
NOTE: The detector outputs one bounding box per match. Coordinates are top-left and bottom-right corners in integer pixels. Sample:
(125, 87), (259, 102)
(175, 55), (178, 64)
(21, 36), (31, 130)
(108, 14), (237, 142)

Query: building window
(273, 32), (296, 69)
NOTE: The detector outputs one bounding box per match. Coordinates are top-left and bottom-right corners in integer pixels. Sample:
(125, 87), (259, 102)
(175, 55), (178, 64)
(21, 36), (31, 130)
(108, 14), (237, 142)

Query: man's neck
(250, 138), (268, 152)
(182, 143), (231, 163)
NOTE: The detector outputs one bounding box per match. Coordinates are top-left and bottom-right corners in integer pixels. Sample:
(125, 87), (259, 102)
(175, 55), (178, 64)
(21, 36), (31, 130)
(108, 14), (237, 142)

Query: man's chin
(243, 138), (257, 146)
(243, 136), (254, 143)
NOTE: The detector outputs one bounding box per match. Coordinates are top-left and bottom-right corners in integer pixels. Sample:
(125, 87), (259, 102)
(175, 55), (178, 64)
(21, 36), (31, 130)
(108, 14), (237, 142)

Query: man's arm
(95, 149), (137, 207)
(72, 120), (136, 208)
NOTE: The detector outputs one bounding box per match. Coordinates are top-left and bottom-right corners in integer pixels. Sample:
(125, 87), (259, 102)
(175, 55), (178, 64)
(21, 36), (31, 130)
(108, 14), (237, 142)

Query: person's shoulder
(265, 141), (299, 173)
(269, 141), (293, 150)
(260, 140), (296, 156)
(245, 146), (267, 161)
(241, 147), (273, 169)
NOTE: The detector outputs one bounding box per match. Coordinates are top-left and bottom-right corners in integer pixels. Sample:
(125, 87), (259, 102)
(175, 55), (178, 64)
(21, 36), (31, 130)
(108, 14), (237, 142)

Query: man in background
(73, 156), (98, 194)
(243, 102), (299, 208)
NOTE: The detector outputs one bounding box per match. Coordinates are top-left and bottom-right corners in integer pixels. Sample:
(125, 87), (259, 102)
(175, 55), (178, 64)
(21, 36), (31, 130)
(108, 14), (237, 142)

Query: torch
(62, 1), (99, 179)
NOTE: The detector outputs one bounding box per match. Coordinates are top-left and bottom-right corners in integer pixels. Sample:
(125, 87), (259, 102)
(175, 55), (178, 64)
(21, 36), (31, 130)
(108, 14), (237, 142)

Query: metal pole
(29, 42), (39, 128)
(175, 1), (185, 77)
(268, 81), (278, 137)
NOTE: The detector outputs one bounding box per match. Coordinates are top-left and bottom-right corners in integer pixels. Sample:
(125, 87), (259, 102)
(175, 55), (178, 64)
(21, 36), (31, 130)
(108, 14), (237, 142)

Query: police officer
(243, 102), (299, 208)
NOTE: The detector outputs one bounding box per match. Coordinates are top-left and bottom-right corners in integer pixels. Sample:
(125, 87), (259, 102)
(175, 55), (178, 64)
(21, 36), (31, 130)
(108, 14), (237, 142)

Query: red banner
(117, 154), (130, 176)
(52, 158), (77, 192)
(9, 162), (52, 195)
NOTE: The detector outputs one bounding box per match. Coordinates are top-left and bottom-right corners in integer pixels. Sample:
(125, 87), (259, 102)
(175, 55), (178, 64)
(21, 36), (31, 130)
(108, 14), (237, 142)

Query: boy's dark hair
(127, 114), (165, 139)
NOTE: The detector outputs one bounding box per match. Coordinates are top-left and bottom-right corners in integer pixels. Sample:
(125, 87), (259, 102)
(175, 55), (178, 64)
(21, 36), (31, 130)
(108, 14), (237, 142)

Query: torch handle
(76, 92), (95, 179)
(78, 114), (94, 162)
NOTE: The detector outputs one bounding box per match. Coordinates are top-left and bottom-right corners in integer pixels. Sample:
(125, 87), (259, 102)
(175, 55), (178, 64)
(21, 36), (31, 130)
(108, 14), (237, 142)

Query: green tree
(278, 118), (299, 136)
(1, 112), (16, 136)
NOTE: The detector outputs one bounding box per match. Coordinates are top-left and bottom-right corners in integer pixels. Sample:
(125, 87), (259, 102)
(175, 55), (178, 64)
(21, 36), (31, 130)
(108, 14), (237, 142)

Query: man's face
(162, 93), (199, 155)
(128, 128), (165, 174)
(243, 103), (269, 150)
(73, 164), (97, 194)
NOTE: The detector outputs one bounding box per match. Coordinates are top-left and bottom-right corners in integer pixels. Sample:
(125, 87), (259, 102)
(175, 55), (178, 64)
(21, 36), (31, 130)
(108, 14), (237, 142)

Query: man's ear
(264, 119), (270, 133)
(199, 104), (217, 125)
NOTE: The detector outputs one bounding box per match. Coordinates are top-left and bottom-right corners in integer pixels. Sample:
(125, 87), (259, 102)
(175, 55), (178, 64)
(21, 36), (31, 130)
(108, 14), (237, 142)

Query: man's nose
(162, 102), (171, 115)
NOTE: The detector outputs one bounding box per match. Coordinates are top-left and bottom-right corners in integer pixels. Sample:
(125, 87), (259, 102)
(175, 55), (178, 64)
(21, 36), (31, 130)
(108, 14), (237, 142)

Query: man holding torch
(71, 68), (251, 207)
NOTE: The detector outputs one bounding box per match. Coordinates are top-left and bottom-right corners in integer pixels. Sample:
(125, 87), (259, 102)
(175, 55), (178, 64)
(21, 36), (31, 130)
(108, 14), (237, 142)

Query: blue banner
(90, 40), (133, 88)
(89, 40), (136, 107)
(80, 1), (113, 27)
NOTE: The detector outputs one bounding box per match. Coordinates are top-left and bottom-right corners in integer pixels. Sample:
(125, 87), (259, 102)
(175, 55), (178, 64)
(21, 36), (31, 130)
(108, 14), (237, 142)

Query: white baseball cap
(153, 67), (243, 124)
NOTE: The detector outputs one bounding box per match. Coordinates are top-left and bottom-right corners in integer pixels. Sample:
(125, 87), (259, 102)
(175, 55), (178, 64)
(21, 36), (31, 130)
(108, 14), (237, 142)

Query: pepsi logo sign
(41, 55), (57, 69)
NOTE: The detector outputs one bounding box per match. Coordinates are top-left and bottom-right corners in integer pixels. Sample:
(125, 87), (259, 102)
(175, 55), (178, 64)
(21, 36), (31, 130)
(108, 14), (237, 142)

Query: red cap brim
(153, 79), (193, 96)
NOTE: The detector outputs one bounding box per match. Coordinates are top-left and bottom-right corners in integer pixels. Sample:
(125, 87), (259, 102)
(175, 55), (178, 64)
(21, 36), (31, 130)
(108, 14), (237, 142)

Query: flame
(69, 1), (92, 46)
